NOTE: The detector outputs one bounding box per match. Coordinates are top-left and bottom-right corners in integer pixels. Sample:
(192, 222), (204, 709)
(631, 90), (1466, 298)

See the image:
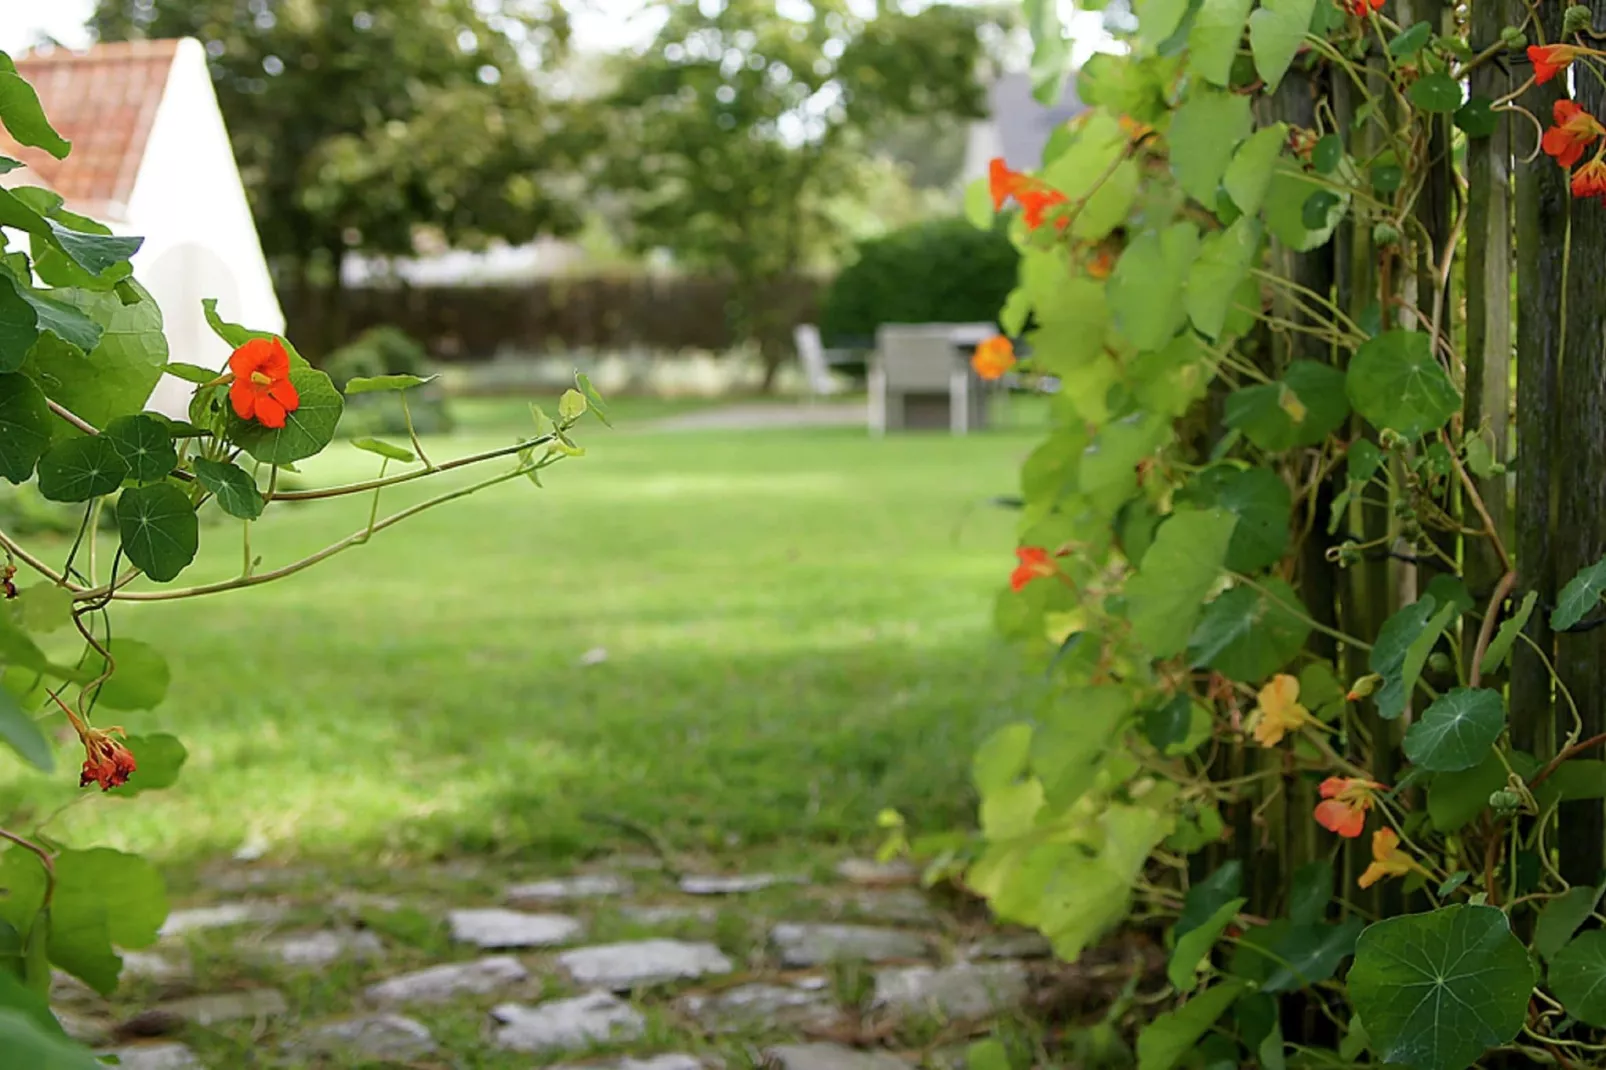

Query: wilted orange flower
(1358, 827), (1419, 888)
(1086, 246), (1116, 279)
(989, 157), (1069, 232)
(1247, 673), (1315, 747)
(1315, 776), (1383, 838)
(1543, 99), (1605, 169)
(1530, 44), (1581, 85)
(1574, 156), (1606, 199)
(77, 725), (136, 791)
(229, 338), (300, 429)
(1010, 547), (1058, 592)
(1341, 0), (1383, 18)
(972, 336), (1016, 380)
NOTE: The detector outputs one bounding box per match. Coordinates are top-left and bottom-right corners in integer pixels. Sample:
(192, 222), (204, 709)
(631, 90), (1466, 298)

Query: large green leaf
(103, 414), (177, 484)
(21, 280), (167, 433)
(15, 284), (101, 354)
(1109, 223), (1200, 351)
(193, 457), (265, 520)
(0, 686), (51, 772)
(0, 371), (51, 484)
(48, 847), (167, 995)
(1222, 124), (1286, 216)
(0, 72), (70, 158)
(1137, 981), (1247, 1070)
(1136, 0), (1192, 48)
(1169, 897), (1245, 989)
(1347, 330), (1460, 440)
(1481, 590), (1537, 675)
(1040, 113), (1139, 242)
(1237, 917), (1364, 993)
(1188, 578), (1311, 682)
(1370, 597), (1447, 720)
(1550, 931), (1606, 1027)
(34, 435), (129, 503)
(1180, 861), (1243, 935)
(1264, 161), (1347, 251)
(1032, 686), (1133, 806)
(1125, 507), (1237, 657)
(115, 483), (199, 583)
(1288, 860), (1333, 925)
(1170, 89), (1253, 206)
(1186, 217), (1261, 339)
(1184, 465), (1290, 572)
(85, 639), (170, 711)
(1349, 905), (1533, 1070)
(1535, 885), (1604, 962)
(1224, 361), (1349, 451)
(0, 273), (39, 372)
(1553, 555), (1606, 631)
(1427, 750), (1535, 831)
(1023, 0), (1072, 105)
(1402, 688), (1505, 772)
(1188, 0), (1254, 84)
(973, 723), (1033, 794)
(1248, 0), (1316, 90)
(0, 1009), (103, 1070)
(226, 366), (345, 465)
(38, 219), (141, 281)
(106, 733), (186, 797)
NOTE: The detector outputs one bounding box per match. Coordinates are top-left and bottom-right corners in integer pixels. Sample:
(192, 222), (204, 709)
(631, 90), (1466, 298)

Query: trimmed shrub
(324, 326), (455, 437)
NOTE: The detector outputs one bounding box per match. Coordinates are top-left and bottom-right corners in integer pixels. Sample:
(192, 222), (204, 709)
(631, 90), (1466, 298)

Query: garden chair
(871, 323), (983, 435)
(793, 323), (848, 399)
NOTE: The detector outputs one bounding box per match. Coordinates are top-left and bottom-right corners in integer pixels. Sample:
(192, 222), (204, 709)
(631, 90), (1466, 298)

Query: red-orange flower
(1543, 99), (1605, 169)
(228, 338), (300, 429)
(972, 336), (1016, 381)
(1314, 776), (1383, 838)
(1530, 44), (1581, 85)
(1573, 156), (1606, 199)
(78, 725), (135, 791)
(1010, 547), (1057, 592)
(1340, 0), (1383, 18)
(989, 157), (1069, 232)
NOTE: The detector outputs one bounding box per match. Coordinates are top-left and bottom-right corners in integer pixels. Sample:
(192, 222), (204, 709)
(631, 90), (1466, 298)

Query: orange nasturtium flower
(1341, 0), (1383, 18)
(989, 158), (1069, 233)
(1543, 99), (1605, 169)
(1358, 827), (1421, 889)
(972, 336), (1016, 381)
(77, 724), (136, 791)
(1010, 547), (1058, 592)
(1247, 673), (1316, 747)
(1314, 776), (1383, 838)
(1530, 44), (1581, 85)
(1574, 156), (1606, 200)
(229, 337), (300, 429)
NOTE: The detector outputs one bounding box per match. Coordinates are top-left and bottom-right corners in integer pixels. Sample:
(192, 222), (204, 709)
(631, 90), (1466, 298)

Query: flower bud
(1346, 673), (1382, 701)
(1564, 5), (1593, 36)
(1372, 220), (1402, 246)
(1489, 788), (1522, 812)
(1500, 26), (1527, 49)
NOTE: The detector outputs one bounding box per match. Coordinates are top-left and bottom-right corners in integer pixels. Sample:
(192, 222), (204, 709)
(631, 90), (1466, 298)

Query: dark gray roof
(988, 72), (1086, 172)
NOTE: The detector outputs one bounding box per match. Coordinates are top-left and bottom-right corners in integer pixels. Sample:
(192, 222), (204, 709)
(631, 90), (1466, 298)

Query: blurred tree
(91, 0), (586, 355)
(599, 0), (989, 389)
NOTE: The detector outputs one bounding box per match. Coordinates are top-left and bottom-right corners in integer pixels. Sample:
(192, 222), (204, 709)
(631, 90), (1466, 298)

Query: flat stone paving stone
(101, 1043), (205, 1070)
(550, 1056), (703, 1070)
(620, 903), (719, 925)
(259, 928), (385, 967)
(448, 907), (584, 949)
(557, 938), (734, 990)
(765, 1043), (910, 1070)
(834, 859), (918, 886)
(155, 988), (289, 1026)
(507, 874), (633, 902)
(290, 1013), (437, 1061)
(769, 924), (930, 967)
(848, 890), (937, 925)
(872, 962), (1029, 1020)
(490, 990), (646, 1053)
(58, 1009), (114, 1046)
(961, 932), (1052, 961)
(365, 955), (528, 1004)
(123, 950), (191, 984)
(158, 902), (287, 937)
(679, 873), (801, 895)
(679, 982), (842, 1033)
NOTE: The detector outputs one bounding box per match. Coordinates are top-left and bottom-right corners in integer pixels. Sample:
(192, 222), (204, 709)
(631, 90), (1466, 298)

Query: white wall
(127, 37), (283, 418)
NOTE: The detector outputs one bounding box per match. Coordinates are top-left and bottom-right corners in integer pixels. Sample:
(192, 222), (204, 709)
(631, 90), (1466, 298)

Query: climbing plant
(0, 54), (602, 1061)
(945, 0), (1606, 1066)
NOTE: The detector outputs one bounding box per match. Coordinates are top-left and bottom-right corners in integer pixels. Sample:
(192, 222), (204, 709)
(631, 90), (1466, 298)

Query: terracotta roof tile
(0, 39), (182, 220)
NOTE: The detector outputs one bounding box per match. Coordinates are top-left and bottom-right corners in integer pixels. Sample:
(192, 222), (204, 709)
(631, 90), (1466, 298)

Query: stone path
(70, 854), (1055, 1069)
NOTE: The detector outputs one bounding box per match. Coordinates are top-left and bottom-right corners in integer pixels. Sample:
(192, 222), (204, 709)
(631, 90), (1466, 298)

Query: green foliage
(324, 326), (453, 438)
(819, 218), (1017, 343)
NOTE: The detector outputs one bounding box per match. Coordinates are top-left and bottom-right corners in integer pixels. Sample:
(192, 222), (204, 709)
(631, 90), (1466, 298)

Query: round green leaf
(1454, 96), (1498, 139)
(106, 732), (186, 796)
(226, 366), (345, 465)
(1388, 21), (1432, 56)
(1224, 361), (1349, 452)
(192, 457), (264, 521)
(1188, 578), (1311, 682)
(1349, 905), (1534, 1070)
(0, 370), (50, 484)
(1311, 134), (1342, 174)
(19, 280), (166, 431)
(115, 482), (199, 583)
(1302, 190), (1341, 228)
(1551, 932), (1606, 1027)
(104, 413), (177, 483)
(13, 581), (72, 634)
(87, 638), (170, 711)
(1346, 330), (1460, 439)
(1264, 161), (1347, 251)
(1409, 72), (1463, 112)
(49, 847), (168, 995)
(1125, 506), (1238, 658)
(1403, 687), (1506, 772)
(1372, 162), (1404, 194)
(1184, 466), (1290, 572)
(35, 434), (129, 503)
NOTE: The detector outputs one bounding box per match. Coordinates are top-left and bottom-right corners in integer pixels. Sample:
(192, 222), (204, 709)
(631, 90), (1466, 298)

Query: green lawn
(1, 401), (1044, 872)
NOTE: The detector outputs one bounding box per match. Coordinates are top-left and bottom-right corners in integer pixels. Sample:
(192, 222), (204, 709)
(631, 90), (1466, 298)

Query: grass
(1, 395), (1048, 874)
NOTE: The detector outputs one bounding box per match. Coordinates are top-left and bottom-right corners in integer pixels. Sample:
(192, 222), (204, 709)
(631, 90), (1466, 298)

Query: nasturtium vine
(910, 0), (1606, 1064)
(0, 55), (603, 1056)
